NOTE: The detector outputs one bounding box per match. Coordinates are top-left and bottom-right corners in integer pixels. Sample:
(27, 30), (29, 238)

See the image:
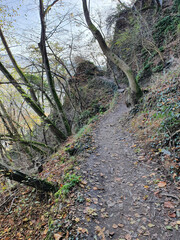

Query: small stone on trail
(107, 200), (116, 207)
(112, 224), (118, 229)
(109, 231), (115, 236)
(118, 223), (124, 228)
(118, 203), (124, 209)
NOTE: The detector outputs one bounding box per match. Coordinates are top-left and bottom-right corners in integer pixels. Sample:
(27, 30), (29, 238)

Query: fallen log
(0, 163), (58, 192)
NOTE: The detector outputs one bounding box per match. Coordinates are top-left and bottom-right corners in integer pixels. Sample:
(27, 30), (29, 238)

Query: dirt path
(74, 98), (180, 239)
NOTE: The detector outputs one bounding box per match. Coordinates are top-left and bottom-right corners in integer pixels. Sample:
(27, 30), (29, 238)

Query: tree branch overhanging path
(82, 0), (143, 105)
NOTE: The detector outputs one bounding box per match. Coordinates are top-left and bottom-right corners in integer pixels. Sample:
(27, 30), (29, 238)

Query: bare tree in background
(82, 0), (142, 106)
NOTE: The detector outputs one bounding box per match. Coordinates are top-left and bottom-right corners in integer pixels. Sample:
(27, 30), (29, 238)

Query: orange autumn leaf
(125, 233), (132, 240)
(54, 232), (63, 240)
(16, 232), (22, 237)
(95, 226), (106, 240)
(78, 227), (89, 234)
(112, 224), (118, 229)
(164, 201), (174, 209)
(158, 181), (166, 187)
(43, 228), (49, 235)
(168, 212), (176, 218)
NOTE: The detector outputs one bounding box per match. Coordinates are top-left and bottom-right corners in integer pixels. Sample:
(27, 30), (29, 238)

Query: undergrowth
(131, 65), (180, 181)
(55, 173), (81, 199)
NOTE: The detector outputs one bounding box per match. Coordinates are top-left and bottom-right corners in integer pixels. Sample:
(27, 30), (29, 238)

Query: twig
(170, 129), (180, 139)
(8, 196), (18, 212)
(0, 189), (18, 209)
(161, 193), (180, 203)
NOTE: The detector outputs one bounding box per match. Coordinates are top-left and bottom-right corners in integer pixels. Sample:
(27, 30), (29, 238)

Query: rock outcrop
(108, 0), (179, 84)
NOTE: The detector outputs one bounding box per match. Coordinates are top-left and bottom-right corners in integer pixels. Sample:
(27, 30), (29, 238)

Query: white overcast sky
(0, 0), (130, 63)
(2, 0), (119, 30)
(1, 0), (119, 49)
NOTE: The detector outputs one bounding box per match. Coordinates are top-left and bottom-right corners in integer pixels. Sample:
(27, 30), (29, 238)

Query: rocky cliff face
(63, 61), (117, 132)
(108, 0), (179, 84)
(31, 61), (117, 149)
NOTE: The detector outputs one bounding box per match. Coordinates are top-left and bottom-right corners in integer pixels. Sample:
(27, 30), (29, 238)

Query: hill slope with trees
(0, 0), (179, 239)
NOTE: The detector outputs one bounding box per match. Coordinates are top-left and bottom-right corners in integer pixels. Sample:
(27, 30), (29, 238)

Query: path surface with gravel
(74, 97), (179, 240)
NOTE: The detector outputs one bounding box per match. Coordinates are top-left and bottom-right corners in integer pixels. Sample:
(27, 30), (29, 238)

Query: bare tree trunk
(117, 0), (130, 10)
(155, 0), (162, 9)
(0, 27), (40, 105)
(0, 100), (20, 138)
(82, 0), (142, 105)
(0, 163), (58, 192)
(39, 0), (71, 135)
(0, 61), (66, 141)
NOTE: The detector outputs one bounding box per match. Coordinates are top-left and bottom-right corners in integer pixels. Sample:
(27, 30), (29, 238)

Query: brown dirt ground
(72, 95), (180, 239)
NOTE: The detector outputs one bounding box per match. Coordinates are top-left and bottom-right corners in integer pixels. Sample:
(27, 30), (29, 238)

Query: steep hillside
(108, 0), (180, 85)
(129, 63), (180, 181)
(0, 1), (179, 240)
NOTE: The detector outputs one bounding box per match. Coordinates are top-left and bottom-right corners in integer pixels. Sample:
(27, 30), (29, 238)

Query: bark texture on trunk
(82, 0), (143, 105)
(0, 163), (58, 192)
(0, 61), (66, 141)
(39, 0), (71, 136)
(0, 27), (39, 105)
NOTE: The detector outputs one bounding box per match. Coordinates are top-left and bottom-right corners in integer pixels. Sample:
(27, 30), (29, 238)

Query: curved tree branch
(82, 0), (142, 104)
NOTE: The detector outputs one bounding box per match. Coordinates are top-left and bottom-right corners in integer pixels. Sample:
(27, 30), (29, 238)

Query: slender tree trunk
(0, 163), (58, 192)
(0, 100), (20, 137)
(0, 102), (34, 157)
(82, 0), (142, 104)
(39, 0), (71, 135)
(155, 0), (162, 9)
(0, 113), (13, 136)
(106, 51), (142, 95)
(0, 27), (40, 105)
(117, 0), (130, 10)
(0, 61), (66, 141)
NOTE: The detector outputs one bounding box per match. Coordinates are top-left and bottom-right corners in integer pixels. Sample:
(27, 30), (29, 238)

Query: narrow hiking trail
(74, 97), (180, 240)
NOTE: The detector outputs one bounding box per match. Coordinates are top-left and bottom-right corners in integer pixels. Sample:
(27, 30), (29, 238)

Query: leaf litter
(71, 97), (180, 239)
(0, 95), (180, 239)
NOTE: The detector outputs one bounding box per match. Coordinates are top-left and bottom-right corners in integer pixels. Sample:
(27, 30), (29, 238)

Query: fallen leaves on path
(77, 227), (89, 234)
(95, 226), (106, 240)
(164, 201), (175, 209)
(158, 181), (167, 188)
(112, 223), (118, 229)
(54, 232), (63, 240)
(125, 233), (132, 240)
